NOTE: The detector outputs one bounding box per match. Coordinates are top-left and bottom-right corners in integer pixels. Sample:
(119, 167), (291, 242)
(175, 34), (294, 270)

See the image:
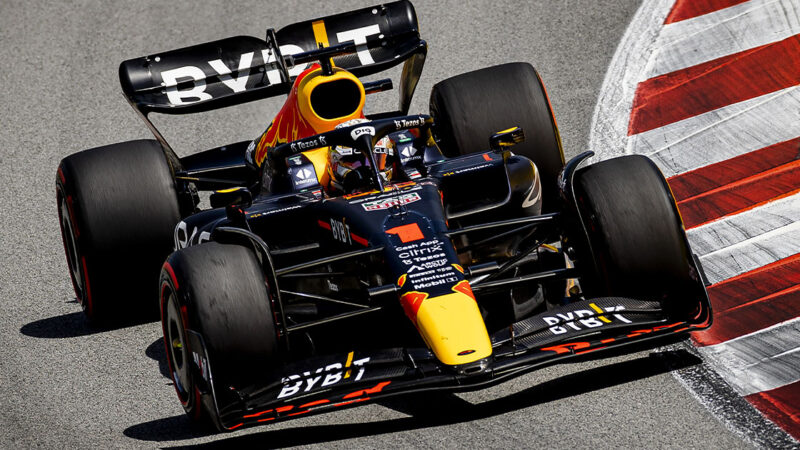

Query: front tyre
(160, 242), (278, 429)
(430, 62), (565, 212)
(572, 155), (702, 318)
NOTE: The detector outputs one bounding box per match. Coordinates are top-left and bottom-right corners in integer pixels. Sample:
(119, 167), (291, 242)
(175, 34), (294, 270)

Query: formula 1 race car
(56, 1), (711, 431)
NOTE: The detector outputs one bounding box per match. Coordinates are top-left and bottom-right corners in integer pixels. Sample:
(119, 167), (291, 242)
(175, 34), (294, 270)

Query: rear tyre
(572, 155), (697, 317)
(430, 62), (565, 212)
(160, 242), (278, 428)
(56, 140), (181, 324)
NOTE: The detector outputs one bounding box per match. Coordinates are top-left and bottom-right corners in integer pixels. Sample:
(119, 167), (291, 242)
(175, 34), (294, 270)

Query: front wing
(193, 295), (710, 430)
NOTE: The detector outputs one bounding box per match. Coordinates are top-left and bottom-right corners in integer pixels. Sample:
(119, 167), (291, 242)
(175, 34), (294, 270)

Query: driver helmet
(329, 118), (394, 192)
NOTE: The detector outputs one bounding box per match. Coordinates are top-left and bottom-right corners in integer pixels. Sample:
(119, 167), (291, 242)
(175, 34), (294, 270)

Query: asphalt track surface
(0, 1), (756, 448)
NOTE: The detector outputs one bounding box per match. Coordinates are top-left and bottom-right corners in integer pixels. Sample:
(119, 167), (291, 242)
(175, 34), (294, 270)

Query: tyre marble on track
(0, 0), (748, 447)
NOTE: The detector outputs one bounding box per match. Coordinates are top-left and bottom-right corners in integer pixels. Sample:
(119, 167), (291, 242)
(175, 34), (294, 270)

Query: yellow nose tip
(414, 292), (492, 365)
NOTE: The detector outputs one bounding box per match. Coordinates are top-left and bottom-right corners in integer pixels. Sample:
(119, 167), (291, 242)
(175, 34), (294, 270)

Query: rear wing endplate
(119, 0), (425, 116)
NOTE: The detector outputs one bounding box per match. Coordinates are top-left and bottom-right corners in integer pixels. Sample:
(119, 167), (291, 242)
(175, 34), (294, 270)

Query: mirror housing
(210, 187), (252, 209)
(490, 126), (525, 151)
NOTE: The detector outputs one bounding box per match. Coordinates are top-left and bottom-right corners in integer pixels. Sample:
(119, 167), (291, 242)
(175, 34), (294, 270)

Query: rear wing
(119, 0), (426, 116)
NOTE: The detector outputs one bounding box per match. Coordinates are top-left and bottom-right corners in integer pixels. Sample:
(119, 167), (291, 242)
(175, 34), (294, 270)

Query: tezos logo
(290, 136), (325, 152)
(350, 126), (375, 140)
(393, 116), (425, 129)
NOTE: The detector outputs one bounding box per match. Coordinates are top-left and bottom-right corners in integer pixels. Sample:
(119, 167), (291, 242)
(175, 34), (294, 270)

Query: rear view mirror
(490, 126), (525, 151)
(210, 187), (252, 209)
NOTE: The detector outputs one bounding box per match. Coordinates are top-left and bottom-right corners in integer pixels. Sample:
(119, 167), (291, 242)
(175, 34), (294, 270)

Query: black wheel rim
(164, 291), (192, 406)
(58, 190), (84, 301)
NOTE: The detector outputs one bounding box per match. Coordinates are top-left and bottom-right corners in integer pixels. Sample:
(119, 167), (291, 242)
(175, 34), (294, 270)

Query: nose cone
(414, 291), (493, 366)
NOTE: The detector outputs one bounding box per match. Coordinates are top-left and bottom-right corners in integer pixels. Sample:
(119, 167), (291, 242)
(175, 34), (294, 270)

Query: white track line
(688, 192), (800, 258)
(698, 219), (800, 284)
(647, 0), (800, 78)
(698, 317), (800, 395)
(588, 0), (800, 441)
(631, 85), (800, 177)
(588, 0), (674, 160)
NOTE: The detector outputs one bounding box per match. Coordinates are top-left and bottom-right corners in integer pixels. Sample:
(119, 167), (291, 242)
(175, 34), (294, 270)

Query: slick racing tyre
(572, 155), (698, 317)
(160, 242), (278, 429)
(56, 140), (181, 324)
(430, 62), (565, 212)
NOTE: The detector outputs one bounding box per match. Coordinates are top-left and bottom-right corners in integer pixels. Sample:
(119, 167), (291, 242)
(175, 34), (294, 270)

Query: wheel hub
(165, 292), (192, 405)
(58, 193), (84, 298)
